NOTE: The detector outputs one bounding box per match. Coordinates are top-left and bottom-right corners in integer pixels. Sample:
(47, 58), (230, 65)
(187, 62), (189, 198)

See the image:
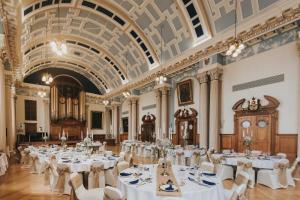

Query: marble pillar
(161, 87), (170, 138)
(5, 84), (16, 152)
(155, 90), (161, 139)
(128, 101), (132, 140)
(112, 102), (120, 140)
(104, 107), (111, 135)
(197, 72), (209, 148)
(0, 58), (6, 151)
(131, 98), (138, 140)
(208, 68), (222, 151)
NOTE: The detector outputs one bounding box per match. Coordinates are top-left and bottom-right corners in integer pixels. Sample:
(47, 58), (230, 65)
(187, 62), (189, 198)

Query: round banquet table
(117, 165), (225, 200)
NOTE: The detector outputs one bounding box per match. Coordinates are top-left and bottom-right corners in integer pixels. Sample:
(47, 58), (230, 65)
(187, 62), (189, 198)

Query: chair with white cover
(88, 162), (105, 189)
(291, 157), (300, 181)
(199, 161), (214, 173)
(277, 153), (287, 159)
(190, 150), (201, 167)
(236, 161), (255, 188)
(104, 165), (118, 187)
(257, 159), (295, 189)
(69, 172), (104, 200)
(117, 154), (133, 173)
(55, 163), (72, 194)
(19, 147), (30, 165)
(143, 146), (152, 158)
(175, 150), (185, 166)
(120, 142), (126, 153)
(43, 161), (57, 188)
(103, 186), (125, 200)
(224, 171), (249, 200)
(29, 153), (42, 174)
(211, 156), (233, 181)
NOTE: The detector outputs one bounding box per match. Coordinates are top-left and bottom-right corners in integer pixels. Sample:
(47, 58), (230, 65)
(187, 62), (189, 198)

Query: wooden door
(254, 115), (271, 153)
(237, 116), (256, 152)
(141, 124), (155, 142)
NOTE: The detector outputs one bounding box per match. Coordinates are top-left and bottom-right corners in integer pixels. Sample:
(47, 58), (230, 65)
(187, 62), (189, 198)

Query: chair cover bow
(90, 164), (105, 188)
(30, 155), (39, 172)
(56, 166), (71, 192)
(274, 163), (289, 186)
(44, 163), (54, 185)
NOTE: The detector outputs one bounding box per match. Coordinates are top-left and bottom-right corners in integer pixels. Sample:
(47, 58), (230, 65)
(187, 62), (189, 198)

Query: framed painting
(177, 79), (193, 106)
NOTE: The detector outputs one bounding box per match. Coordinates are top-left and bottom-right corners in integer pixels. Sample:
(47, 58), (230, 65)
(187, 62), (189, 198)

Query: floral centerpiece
(42, 133), (49, 143)
(83, 136), (92, 146)
(242, 135), (252, 155)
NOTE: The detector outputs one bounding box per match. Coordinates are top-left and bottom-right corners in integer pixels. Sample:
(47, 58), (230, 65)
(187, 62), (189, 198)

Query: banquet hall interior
(1, 0), (300, 199)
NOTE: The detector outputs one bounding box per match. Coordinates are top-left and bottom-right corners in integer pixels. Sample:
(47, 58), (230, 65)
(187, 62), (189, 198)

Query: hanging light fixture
(50, 1), (67, 56)
(102, 100), (109, 106)
(226, 0), (245, 58)
(155, 24), (167, 85)
(122, 91), (131, 98)
(42, 73), (53, 84)
(37, 91), (46, 98)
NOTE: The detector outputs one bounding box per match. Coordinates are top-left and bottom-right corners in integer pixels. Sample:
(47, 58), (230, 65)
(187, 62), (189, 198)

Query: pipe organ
(50, 76), (86, 140)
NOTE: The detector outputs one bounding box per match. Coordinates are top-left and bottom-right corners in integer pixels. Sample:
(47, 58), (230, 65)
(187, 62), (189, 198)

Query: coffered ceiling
(1, 0), (299, 95)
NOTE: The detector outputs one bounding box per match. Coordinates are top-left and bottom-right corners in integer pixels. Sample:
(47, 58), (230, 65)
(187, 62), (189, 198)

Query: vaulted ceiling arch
(24, 57), (110, 93)
(22, 34), (129, 86)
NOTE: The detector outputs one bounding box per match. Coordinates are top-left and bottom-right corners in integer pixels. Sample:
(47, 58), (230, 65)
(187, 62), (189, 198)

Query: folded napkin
(129, 179), (139, 184)
(203, 172), (216, 176)
(165, 184), (174, 191)
(189, 172), (195, 176)
(107, 157), (115, 160)
(120, 172), (132, 177)
(202, 180), (216, 186)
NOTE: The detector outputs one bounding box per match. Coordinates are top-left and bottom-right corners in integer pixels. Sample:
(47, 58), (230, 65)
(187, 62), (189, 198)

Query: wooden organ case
(140, 114), (156, 142)
(50, 76), (86, 140)
(233, 95), (279, 154)
(174, 108), (198, 146)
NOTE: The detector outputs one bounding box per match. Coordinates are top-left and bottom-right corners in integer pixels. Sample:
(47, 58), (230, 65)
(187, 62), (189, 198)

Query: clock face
(257, 120), (267, 128)
(241, 120), (251, 128)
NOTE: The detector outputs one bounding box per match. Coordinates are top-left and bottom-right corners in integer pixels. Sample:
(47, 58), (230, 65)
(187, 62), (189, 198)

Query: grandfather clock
(232, 95), (279, 154)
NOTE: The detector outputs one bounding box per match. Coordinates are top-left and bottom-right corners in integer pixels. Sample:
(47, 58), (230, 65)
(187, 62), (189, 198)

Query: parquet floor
(0, 145), (299, 200)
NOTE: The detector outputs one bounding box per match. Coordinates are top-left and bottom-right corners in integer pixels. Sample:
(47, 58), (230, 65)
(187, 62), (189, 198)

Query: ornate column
(43, 99), (50, 135)
(111, 102), (120, 140)
(104, 106), (111, 135)
(128, 100), (132, 140)
(0, 55), (6, 151)
(155, 89), (161, 139)
(208, 68), (223, 151)
(161, 86), (170, 138)
(197, 72), (209, 148)
(131, 97), (138, 140)
(5, 81), (16, 152)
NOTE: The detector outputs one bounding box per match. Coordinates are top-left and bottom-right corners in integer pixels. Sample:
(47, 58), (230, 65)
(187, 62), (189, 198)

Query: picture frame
(176, 79), (193, 106)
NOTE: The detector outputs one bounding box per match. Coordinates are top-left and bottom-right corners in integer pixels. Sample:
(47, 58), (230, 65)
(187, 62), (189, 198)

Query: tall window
(25, 100), (37, 121)
(91, 111), (103, 129)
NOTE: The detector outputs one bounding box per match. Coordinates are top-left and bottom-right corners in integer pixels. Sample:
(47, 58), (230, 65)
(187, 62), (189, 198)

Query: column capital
(111, 101), (121, 108)
(208, 68), (223, 80)
(197, 72), (208, 84)
(128, 95), (139, 103)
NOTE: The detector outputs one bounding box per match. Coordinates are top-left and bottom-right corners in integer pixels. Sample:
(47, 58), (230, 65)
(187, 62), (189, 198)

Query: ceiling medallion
(42, 73), (53, 85)
(225, 0), (245, 58)
(50, 2), (67, 56)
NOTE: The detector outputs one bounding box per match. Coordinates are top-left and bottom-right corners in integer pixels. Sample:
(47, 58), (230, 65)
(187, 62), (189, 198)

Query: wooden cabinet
(174, 108), (197, 146)
(233, 96), (279, 154)
(140, 114), (155, 143)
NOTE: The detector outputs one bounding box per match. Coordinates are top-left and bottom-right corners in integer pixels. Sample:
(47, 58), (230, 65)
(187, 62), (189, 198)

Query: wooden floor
(0, 145), (299, 200)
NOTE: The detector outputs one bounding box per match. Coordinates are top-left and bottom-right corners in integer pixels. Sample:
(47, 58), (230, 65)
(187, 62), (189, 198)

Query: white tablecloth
(222, 154), (283, 169)
(117, 165), (225, 200)
(0, 153), (8, 176)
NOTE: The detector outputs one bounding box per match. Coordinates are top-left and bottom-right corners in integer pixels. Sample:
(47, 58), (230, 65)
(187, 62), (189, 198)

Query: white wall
(15, 95), (50, 133)
(221, 42), (300, 134)
(138, 91), (156, 128)
(87, 103), (106, 135)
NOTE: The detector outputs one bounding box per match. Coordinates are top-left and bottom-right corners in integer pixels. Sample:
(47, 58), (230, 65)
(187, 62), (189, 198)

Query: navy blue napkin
(120, 172), (132, 176)
(165, 184), (174, 191)
(203, 172), (216, 176)
(202, 180), (216, 186)
(129, 179), (139, 184)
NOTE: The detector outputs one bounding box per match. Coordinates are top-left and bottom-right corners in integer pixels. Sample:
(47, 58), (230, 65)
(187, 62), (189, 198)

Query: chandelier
(50, 2), (67, 56)
(225, 0), (245, 58)
(156, 24), (167, 85)
(102, 100), (109, 106)
(37, 91), (46, 98)
(122, 91), (130, 98)
(42, 73), (53, 84)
